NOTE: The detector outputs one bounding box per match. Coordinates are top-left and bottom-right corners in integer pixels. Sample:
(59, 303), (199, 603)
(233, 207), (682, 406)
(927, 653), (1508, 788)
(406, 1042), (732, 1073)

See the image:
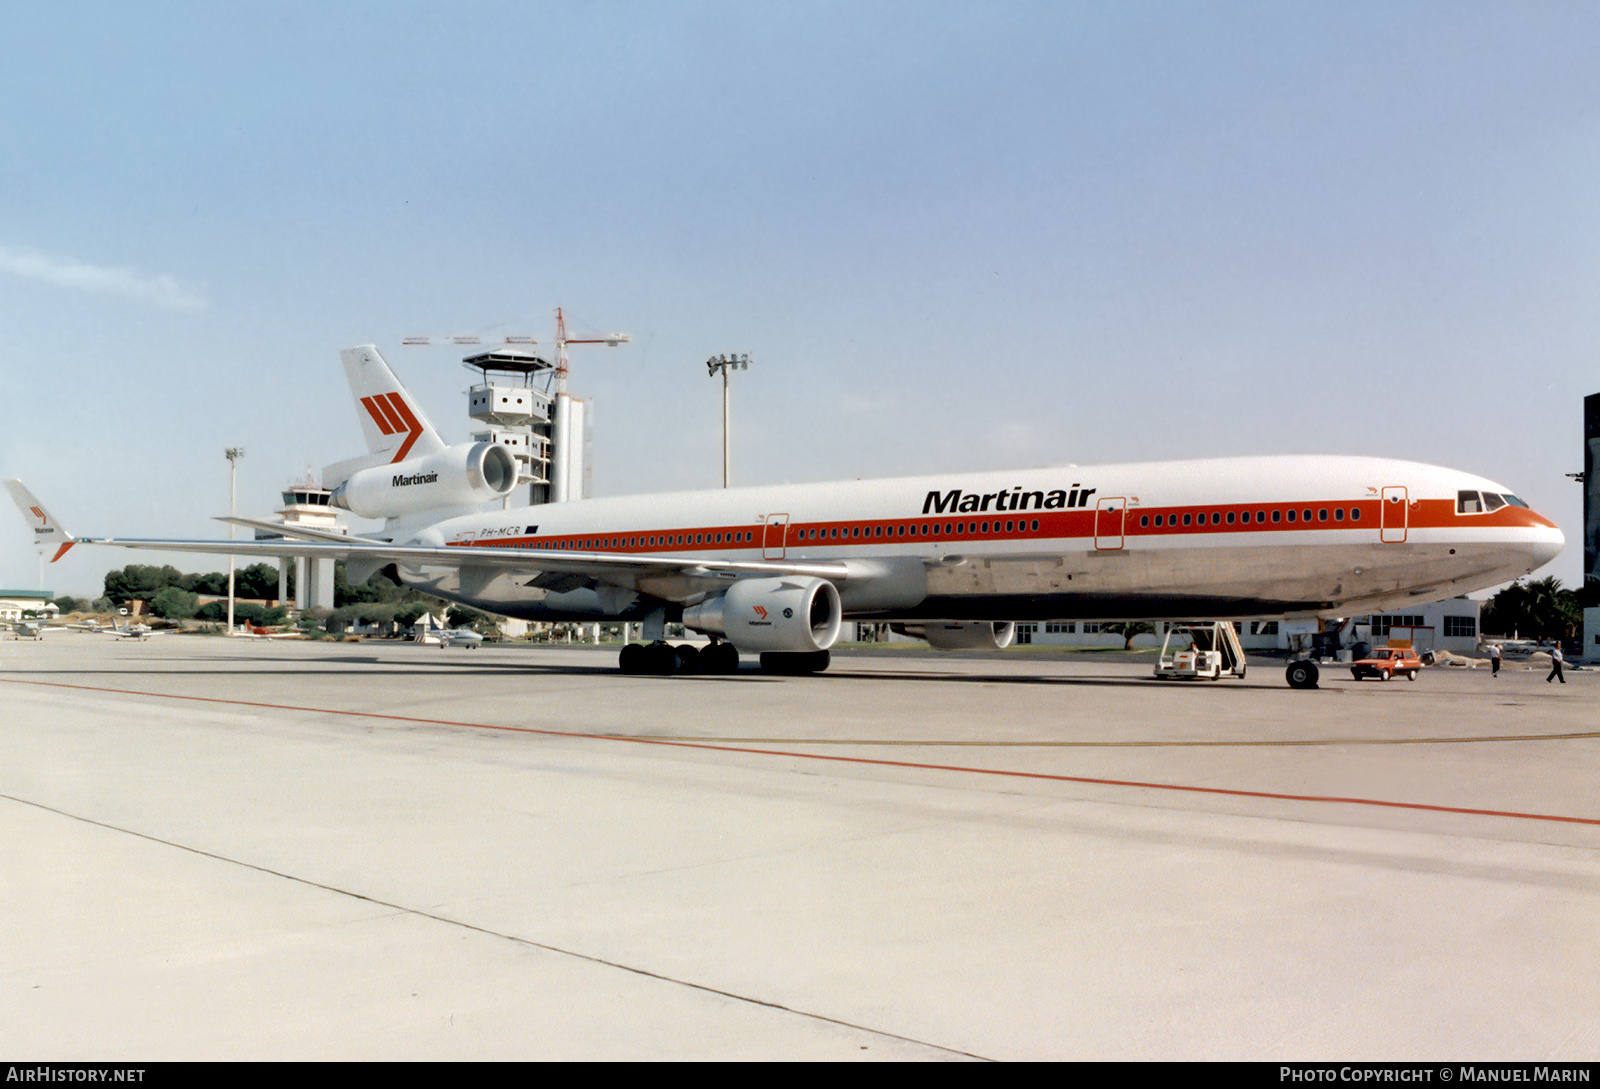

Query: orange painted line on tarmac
(7, 676), (1599, 828)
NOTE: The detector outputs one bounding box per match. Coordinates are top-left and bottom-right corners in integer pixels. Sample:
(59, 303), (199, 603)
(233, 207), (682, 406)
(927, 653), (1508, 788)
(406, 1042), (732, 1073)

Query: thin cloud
(0, 245), (205, 310)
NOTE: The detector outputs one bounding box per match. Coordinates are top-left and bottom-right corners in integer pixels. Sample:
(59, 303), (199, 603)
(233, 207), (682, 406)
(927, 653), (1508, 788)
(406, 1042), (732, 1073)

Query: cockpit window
(1503, 494), (1529, 508)
(1482, 492), (1506, 512)
(1457, 490), (1482, 514)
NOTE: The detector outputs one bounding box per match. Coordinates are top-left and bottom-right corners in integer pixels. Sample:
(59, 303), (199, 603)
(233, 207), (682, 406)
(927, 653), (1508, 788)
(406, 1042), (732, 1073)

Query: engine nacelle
(893, 621), (1017, 651)
(683, 577), (842, 654)
(331, 442), (518, 519)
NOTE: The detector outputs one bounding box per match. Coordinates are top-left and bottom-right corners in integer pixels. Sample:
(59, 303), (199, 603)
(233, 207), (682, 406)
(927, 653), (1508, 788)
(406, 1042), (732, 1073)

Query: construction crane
(403, 310), (629, 503)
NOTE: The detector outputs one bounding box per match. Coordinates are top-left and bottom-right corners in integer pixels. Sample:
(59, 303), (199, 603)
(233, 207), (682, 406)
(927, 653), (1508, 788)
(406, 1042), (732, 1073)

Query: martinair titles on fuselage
(394, 471), (440, 487)
(458, 482), (1102, 541)
(922, 484), (1097, 515)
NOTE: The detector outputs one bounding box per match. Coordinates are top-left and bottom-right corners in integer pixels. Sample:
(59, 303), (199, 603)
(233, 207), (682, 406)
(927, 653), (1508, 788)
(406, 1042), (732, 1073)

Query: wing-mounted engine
(330, 442), (518, 519)
(683, 576), (843, 653)
(893, 621), (1017, 650)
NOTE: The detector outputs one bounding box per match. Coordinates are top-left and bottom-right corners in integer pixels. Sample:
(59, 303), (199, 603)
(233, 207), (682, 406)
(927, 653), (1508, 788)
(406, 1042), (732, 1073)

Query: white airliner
(6, 347), (1563, 687)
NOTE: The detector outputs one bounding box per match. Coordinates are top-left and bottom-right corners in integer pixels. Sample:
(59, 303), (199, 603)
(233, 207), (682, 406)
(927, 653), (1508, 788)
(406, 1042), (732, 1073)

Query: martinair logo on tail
(29, 505), (46, 526)
(360, 393), (426, 462)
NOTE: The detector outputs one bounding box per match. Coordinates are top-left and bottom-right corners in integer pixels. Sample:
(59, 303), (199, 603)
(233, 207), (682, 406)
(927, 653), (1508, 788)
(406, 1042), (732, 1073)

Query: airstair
(1153, 621), (1248, 681)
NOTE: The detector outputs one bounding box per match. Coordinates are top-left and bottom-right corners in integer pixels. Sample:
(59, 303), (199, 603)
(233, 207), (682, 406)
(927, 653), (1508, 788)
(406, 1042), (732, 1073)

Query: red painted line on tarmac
(6, 676), (1599, 828)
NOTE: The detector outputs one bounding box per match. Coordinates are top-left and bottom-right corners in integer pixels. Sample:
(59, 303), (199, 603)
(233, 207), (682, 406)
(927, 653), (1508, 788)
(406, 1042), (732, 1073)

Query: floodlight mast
(705, 354), (750, 488)
(225, 447), (245, 632)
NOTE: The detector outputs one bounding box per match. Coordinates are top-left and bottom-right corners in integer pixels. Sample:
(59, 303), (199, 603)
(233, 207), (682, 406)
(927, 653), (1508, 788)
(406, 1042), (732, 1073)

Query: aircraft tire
(674, 644), (701, 674)
(644, 641), (678, 675)
(702, 642), (741, 674)
(759, 650), (831, 675)
(1285, 660), (1319, 690)
(619, 642), (646, 674)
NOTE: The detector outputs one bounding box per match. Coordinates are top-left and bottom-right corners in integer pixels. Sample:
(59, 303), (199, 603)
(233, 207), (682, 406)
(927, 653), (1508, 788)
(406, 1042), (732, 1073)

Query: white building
(0, 589), (59, 622)
(996, 597), (1483, 656)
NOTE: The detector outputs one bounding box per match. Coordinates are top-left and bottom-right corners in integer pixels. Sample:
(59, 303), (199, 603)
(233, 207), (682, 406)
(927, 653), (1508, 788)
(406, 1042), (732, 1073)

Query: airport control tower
(462, 346), (582, 506)
(256, 479), (348, 611)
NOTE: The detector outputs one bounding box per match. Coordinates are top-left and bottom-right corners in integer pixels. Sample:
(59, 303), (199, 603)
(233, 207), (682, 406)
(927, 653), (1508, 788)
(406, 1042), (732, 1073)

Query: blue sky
(4, 1), (1598, 596)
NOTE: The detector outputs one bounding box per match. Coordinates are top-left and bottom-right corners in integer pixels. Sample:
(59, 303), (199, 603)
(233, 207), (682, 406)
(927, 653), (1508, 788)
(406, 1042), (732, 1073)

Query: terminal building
(1002, 597), (1482, 656)
(1582, 393), (1600, 657)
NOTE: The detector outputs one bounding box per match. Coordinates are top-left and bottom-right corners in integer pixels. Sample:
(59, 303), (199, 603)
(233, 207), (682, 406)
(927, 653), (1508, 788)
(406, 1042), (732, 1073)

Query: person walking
(1489, 642), (1501, 677)
(1547, 644), (1565, 684)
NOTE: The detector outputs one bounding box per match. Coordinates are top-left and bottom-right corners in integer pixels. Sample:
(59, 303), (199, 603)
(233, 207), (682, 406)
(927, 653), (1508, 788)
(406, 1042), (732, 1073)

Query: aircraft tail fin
(5, 480), (76, 562)
(330, 346), (448, 484)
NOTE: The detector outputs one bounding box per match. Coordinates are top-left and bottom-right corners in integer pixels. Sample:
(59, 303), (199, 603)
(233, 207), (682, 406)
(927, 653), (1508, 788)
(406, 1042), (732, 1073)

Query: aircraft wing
(215, 515), (387, 546)
(77, 534), (858, 603)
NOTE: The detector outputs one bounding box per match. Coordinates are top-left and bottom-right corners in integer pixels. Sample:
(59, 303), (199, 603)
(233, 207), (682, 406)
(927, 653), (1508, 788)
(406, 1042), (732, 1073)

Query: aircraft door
(762, 513), (790, 559)
(1094, 497), (1126, 550)
(1380, 486), (1408, 543)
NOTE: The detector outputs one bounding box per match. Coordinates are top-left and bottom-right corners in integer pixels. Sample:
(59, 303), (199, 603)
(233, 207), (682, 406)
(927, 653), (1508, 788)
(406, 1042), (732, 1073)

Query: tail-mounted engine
(330, 442), (518, 519)
(683, 577), (843, 653)
(893, 621), (1017, 650)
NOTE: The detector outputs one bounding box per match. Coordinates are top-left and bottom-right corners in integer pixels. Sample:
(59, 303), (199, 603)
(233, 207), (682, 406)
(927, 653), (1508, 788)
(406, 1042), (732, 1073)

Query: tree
(178, 571), (230, 596)
(334, 561), (400, 606)
(1102, 621), (1155, 650)
(1482, 577), (1580, 644)
(149, 586), (199, 620)
(103, 564), (183, 606)
(234, 563), (282, 602)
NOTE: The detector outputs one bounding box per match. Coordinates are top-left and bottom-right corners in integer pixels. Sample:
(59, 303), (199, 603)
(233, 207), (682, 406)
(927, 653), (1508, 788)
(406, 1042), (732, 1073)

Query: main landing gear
(616, 642), (831, 676)
(1285, 659), (1320, 689)
(618, 640), (742, 675)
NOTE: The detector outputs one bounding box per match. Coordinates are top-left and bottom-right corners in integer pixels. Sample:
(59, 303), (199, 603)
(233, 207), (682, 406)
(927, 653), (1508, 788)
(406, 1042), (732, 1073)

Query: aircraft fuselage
(396, 454), (1562, 625)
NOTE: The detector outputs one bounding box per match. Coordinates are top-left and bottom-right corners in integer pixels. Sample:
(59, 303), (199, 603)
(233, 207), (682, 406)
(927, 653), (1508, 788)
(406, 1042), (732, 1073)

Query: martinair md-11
(7, 347), (1563, 687)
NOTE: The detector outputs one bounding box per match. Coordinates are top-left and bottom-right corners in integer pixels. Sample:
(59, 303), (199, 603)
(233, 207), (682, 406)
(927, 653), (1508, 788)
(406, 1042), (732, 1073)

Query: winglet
(5, 480), (76, 562)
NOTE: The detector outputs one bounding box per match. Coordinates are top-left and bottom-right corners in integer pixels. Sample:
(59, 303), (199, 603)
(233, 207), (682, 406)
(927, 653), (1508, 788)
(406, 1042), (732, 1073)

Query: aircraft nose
(1525, 519), (1565, 570)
